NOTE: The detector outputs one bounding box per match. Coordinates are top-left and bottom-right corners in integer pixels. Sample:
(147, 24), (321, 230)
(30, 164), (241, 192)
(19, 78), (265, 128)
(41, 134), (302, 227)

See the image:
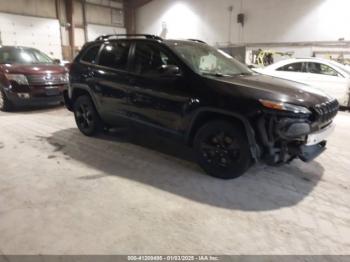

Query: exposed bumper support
(258, 115), (332, 165)
(299, 141), (327, 162)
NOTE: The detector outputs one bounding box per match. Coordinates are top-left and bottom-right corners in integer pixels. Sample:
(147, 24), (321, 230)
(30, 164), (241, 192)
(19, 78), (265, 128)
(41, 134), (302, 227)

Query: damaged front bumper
(305, 123), (335, 146)
(257, 115), (334, 165)
(298, 123), (335, 162)
(299, 141), (326, 162)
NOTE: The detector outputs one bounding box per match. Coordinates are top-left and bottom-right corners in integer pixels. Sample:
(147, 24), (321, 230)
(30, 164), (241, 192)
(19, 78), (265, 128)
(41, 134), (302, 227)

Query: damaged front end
(256, 99), (338, 165)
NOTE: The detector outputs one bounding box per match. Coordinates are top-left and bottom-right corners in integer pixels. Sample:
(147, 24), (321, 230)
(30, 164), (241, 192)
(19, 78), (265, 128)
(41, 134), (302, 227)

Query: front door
(268, 62), (308, 83)
(127, 41), (194, 134)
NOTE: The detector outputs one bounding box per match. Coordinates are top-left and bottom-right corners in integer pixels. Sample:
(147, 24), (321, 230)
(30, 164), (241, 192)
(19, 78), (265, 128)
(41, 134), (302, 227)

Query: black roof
(92, 34), (207, 45)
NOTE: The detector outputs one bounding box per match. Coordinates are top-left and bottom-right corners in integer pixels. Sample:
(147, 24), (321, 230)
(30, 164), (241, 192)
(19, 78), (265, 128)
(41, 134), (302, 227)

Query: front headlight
(60, 73), (69, 83)
(5, 74), (29, 85)
(259, 99), (311, 114)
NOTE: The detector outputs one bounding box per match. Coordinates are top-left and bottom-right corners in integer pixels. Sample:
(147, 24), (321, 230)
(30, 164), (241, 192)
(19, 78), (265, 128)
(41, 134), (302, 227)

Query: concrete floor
(0, 106), (350, 255)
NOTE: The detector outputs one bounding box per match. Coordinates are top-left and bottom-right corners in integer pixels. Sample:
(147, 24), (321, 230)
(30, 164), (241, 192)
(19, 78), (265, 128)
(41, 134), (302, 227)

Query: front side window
(307, 62), (339, 76)
(98, 41), (131, 70)
(81, 45), (100, 64)
(166, 41), (252, 76)
(277, 62), (304, 72)
(133, 43), (177, 76)
(0, 48), (53, 64)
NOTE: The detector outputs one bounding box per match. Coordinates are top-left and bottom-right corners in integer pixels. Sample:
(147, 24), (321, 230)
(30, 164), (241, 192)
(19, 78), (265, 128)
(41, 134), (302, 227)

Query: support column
(65, 0), (75, 59)
(124, 0), (153, 34)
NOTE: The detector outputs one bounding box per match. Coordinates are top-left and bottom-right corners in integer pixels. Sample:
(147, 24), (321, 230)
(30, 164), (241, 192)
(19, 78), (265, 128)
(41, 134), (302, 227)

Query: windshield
(0, 48), (53, 65)
(166, 41), (252, 76)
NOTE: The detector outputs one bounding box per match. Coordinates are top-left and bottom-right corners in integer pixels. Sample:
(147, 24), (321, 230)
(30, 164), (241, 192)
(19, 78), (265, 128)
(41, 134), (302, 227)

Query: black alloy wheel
(194, 120), (252, 179)
(73, 95), (102, 136)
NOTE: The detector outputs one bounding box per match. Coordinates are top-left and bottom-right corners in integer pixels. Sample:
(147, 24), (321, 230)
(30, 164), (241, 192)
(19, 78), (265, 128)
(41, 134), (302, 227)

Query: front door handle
(128, 78), (136, 85)
(130, 93), (145, 104)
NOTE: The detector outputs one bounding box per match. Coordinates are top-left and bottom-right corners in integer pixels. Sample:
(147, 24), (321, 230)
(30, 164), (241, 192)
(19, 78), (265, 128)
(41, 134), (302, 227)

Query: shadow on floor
(46, 127), (324, 211)
(4, 103), (64, 115)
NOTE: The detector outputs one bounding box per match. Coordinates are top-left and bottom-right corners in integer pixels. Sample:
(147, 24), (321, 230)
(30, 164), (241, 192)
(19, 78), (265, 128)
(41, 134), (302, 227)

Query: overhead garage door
(0, 12), (62, 59)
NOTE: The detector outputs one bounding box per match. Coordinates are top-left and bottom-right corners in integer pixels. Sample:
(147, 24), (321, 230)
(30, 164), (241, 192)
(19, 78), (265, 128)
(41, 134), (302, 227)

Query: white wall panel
(74, 28), (86, 48)
(136, 0), (350, 45)
(73, 0), (84, 26)
(0, 12), (62, 59)
(242, 0), (350, 43)
(0, 0), (56, 18)
(86, 3), (124, 27)
(86, 24), (126, 41)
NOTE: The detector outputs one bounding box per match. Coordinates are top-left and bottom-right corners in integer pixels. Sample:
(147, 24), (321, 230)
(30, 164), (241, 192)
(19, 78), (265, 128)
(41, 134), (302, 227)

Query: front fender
(186, 107), (260, 161)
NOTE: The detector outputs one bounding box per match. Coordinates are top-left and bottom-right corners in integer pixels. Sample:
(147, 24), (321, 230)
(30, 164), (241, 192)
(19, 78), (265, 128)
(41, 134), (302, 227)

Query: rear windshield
(0, 48), (53, 65)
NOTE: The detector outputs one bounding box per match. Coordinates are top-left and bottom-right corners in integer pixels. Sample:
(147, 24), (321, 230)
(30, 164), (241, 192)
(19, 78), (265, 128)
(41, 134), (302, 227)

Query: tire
(0, 89), (13, 112)
(193, 120), (252, 179)
(73, 95), (103, 136)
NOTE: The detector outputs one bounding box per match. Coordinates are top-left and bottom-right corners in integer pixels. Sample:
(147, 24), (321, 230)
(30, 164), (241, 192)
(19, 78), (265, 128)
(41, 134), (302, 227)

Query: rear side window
(81, 45), (100, 64)
(307, 62), (339, 76)
(98, 41), (131, 70)
(277, 62), (304, 72)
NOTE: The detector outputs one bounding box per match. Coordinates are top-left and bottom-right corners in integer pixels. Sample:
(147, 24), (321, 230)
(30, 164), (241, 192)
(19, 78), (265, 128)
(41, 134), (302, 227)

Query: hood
(209, 73), (332, 107)
(0, 64), (66, 75)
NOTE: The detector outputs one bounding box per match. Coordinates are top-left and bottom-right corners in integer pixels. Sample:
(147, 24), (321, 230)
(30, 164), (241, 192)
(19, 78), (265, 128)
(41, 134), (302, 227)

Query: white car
(254, 58), (350, 107)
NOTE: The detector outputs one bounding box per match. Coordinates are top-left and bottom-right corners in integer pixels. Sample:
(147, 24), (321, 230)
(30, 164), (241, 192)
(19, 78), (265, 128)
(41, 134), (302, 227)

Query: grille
(27, 73), (68, 85)
(313, 99), (339, 123)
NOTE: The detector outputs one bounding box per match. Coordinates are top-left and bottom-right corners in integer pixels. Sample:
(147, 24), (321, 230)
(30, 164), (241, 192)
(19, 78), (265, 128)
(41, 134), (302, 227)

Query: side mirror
(53, 59), (61, 64)
(159, 64), (181, 76)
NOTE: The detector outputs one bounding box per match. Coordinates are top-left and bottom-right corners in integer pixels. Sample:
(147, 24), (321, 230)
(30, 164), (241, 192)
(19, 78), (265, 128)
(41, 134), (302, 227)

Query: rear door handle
(82, 68), (94, 78)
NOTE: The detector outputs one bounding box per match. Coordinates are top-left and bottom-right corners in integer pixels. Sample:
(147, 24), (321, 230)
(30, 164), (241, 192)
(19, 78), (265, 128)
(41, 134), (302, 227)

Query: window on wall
(277, 62), (305, 72)
(81, 45), (100, 64)
(307, 62), (340, 76)
(111, 9), (124, 27)
(134, 43), (177, 76)
(98, 41), (130, 70)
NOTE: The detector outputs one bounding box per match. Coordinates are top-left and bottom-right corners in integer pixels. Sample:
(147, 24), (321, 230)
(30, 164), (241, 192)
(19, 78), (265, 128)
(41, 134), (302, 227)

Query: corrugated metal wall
(0, 0), (126, 60)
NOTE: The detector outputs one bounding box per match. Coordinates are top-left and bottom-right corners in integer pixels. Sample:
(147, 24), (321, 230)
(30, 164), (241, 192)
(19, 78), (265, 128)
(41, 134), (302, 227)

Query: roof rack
(95, 34), (163, 41)
(188, 39), (207, 44)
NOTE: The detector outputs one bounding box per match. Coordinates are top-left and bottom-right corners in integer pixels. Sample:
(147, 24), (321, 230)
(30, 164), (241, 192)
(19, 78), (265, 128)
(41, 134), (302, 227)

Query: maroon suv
(0, 46), (68, 111)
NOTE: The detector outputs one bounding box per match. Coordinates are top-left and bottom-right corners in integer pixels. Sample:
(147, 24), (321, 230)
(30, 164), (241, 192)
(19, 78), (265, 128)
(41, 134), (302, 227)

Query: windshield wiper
(227, 72), (253, 77)
(202, 72), (230, 77)
(238, 72), (253, 76)
(202, 72), (252, 77)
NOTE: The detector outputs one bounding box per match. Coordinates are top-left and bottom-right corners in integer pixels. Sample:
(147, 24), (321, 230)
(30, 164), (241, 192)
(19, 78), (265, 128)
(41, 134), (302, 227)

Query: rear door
(92, 40), (133, 123)
(69, 43), (101, 104)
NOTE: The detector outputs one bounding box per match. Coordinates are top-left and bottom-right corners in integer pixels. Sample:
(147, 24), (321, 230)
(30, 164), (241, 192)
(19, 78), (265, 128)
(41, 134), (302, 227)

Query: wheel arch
(186, 108), (260, 161)
(67, 85), (102, 115)
(69, 85), (97, 106)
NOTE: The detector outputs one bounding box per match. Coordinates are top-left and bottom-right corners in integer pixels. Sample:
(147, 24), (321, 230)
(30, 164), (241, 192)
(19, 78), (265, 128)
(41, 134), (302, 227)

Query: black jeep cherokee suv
(64, 34), (339, 179)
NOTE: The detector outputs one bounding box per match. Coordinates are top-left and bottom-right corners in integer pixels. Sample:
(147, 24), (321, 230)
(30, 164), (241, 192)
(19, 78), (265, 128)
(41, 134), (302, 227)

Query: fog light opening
(17, 93), (30, 99)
